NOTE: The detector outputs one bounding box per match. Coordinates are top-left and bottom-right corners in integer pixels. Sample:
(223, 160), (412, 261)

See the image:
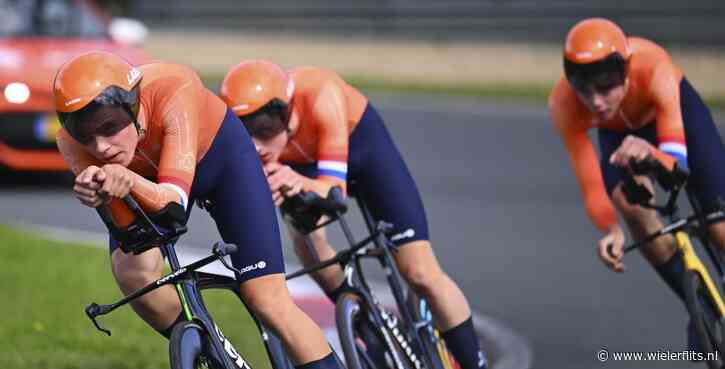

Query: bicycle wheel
(169, 321), (223, 369)
(336, 293), (417, 369)
(683, 270), (725, 369)
(407, 294), (459, 369)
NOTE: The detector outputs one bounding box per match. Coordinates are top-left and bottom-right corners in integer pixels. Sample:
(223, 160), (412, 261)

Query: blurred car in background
(0, 0), (150, 171)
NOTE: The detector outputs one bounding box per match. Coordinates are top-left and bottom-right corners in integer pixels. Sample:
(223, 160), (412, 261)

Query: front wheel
(683, 270), (725, 369)
(169, 321), (222, 369)
(337, 293), (415, 369)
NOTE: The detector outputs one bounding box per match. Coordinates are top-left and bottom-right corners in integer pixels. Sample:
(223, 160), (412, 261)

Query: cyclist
(54, 51), (344, 369)
(549, 18), (725, 348)
(219, 60), (488, 369)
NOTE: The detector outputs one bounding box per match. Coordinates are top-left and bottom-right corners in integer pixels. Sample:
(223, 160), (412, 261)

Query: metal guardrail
(132, 1), (725, 45)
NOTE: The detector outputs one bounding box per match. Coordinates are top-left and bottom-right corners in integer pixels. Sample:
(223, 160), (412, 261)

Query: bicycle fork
(678, 231), (725, 318)
(176, 280), (252, 369)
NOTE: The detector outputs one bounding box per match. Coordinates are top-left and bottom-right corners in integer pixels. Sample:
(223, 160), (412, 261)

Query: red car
(0, 0), (150, 171)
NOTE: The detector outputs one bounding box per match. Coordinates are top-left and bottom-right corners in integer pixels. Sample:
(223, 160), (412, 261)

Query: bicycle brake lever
(85, 303), (112, 336)
(217, 254), (244, 277)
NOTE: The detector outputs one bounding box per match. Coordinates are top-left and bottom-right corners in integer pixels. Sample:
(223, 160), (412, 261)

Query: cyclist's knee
(111, 248), (165, 294)
(240, 275), (297, 329)
(612, 184), (656, 224)
(396, 242), (447, 297)
(288, 218), (329, 244)
(291, 228), (337, 265)
(708, 222), (725, 250)
(407, 268), (450, 298)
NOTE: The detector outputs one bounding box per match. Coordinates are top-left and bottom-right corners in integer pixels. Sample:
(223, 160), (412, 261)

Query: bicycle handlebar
(280, 186), (348, 233)
(212, 241), (238, 256)
(615, 157), (725, 256)
(627, 156), (689, 191)
(620, 157), (688, 216)
(95, 195), (187, 254)
(289, 186), (348, 214)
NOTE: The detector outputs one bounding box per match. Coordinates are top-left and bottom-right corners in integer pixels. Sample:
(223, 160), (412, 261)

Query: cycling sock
(442, 316), (488, 369)
(159, 312), (187, 339)
(653, 250), (686, 302)
(295, 351), (345, 369)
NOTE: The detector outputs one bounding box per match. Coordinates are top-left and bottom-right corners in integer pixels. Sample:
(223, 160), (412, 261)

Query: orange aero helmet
(53, 51), (142, 114)
(219, 60), (294, 116)
(564, 18), (630, 64)
(563, 18), (630, 93)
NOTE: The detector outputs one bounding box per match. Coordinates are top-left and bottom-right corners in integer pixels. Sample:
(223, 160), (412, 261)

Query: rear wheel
(337, 292), (415, 369)
(169, 321), (222, 369)
(683, 270), (725, 369)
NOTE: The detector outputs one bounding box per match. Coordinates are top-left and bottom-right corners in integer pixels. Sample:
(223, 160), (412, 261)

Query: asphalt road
(2, 93), (722, 369)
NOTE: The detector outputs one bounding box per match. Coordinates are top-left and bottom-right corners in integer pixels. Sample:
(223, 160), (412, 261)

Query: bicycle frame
(619, 162), (725, 318)
(166, 244), (255, 369)
(679, 187), (725, 318)
(283, 194), (441, 369)
(85, 241), (258, 369)
(676, 230), (725, 317)
(86, 196), (293, 369)
(194, 271), (295, 369)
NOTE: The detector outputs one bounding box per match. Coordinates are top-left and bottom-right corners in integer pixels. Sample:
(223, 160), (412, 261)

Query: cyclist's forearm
(128, 171), (187, 212)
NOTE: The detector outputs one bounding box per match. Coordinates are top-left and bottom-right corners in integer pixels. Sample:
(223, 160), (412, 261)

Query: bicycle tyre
(336, 292), (416, 369)
(407, 294), (459, 369)
(683, 270), (725, 369)
(169, 321), (223, 369)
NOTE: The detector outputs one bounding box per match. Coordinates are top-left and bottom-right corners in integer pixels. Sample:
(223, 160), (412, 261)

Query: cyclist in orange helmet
(220, 60), (488, 369)
(54, 51), (345, 369)
(549, 18), (725, 350)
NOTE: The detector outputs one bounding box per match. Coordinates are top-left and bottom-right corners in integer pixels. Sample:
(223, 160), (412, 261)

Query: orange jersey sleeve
(648, 60), (686, 170)
(549, 80), (618, 232)
(140, 64), (207, 195)
(286, 67), (368, 196)
(131, 62), (225, 211)
(312, 81), (350, 186)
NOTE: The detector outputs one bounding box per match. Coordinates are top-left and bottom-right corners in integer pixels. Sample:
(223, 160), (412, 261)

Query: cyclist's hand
(96, 164), (135, 200)
(74, 165), (104, 207)
(609, 135), (655, 168)
(598, 224), (626, 272)
(265, 162), (304, 206)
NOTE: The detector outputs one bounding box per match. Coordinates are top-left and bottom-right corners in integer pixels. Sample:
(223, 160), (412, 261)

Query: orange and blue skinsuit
(549, 37), (725, 232)
(280, 66), (429, 245)
(57, 62), (285, 281)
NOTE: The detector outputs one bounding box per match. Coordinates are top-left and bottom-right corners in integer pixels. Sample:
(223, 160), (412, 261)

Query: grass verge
(202, 74), (725, 110)
(0, 224), (271, 369)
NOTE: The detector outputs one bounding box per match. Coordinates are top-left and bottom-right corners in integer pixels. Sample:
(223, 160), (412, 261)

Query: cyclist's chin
(595, 109), (616, 121)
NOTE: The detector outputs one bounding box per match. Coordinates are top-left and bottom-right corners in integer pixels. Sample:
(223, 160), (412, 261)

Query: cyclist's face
(82, 105), (139, 166)
(574, 80), (627, 121)
(252, 130), (289, 164)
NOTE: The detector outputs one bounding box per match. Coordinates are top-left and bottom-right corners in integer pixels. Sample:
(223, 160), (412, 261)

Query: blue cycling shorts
(290, 103), (430, 247)
(110, 109), (285, 282)
(598, 78), (725, 213)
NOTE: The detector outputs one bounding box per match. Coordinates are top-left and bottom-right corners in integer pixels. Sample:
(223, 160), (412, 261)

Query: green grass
(202, 73), (725, 110)
(0, 224), (272, 369)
